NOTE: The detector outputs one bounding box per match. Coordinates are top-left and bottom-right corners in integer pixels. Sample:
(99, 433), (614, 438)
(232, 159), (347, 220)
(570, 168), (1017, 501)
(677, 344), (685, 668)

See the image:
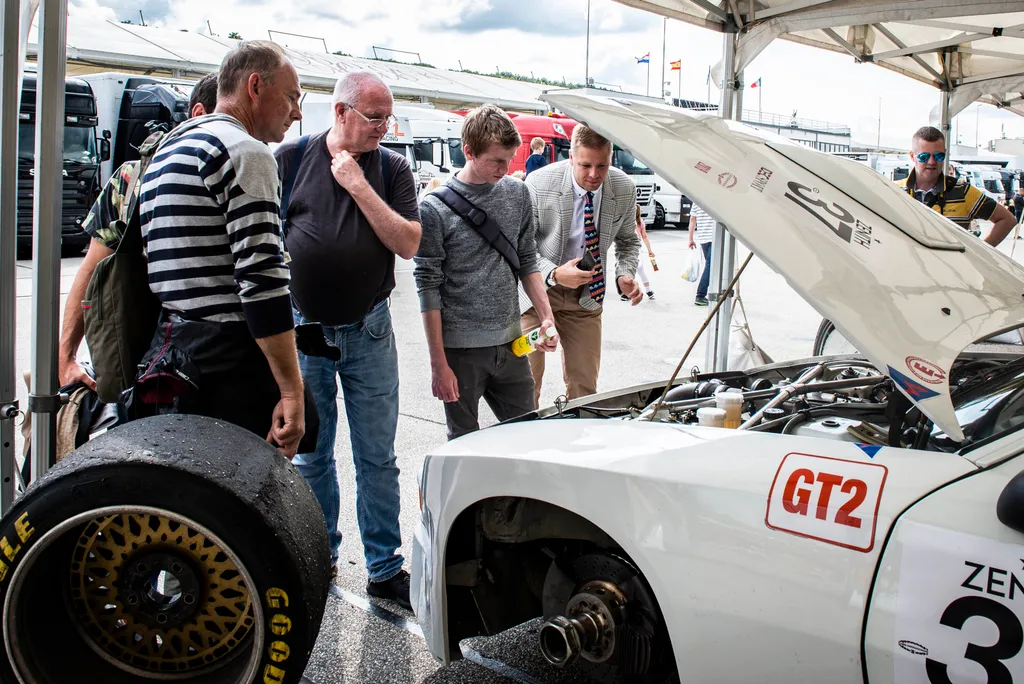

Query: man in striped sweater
(137, 41), (307, 457)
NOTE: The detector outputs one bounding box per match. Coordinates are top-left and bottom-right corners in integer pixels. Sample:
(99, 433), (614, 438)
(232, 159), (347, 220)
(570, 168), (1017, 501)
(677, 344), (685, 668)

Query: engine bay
(525, 352), (1024, 453)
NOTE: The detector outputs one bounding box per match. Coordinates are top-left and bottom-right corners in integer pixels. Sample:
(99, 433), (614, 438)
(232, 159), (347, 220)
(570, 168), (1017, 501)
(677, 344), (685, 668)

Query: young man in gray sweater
(415, 105), (557, 439)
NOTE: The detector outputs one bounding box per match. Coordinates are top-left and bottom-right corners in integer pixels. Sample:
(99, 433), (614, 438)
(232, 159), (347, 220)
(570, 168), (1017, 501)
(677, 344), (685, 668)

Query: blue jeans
(696, 241), (713, 300)
(292, 300), (404, 582)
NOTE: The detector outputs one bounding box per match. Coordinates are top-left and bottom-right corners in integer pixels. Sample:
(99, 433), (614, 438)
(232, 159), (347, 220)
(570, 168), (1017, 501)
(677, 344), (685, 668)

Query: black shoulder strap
(380, 146), (393, 205)
(431, 186), (520, 277)
(280, 135), (310, 237)
(117, 129), (167, 255)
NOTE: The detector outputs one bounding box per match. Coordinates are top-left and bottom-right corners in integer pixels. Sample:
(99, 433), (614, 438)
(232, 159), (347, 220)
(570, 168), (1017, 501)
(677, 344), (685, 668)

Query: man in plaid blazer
(520, 124), (642, 404)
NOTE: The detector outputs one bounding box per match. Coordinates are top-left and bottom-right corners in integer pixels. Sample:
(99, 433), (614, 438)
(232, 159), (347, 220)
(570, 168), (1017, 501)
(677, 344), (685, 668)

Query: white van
(960, 165), (1005, 204)
(393, 104), (465, 189)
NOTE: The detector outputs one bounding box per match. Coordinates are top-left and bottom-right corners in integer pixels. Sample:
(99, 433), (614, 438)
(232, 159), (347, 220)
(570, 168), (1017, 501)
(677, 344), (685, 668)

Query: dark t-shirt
(525, 153), (547, 176)
(275, 131), (420, 326)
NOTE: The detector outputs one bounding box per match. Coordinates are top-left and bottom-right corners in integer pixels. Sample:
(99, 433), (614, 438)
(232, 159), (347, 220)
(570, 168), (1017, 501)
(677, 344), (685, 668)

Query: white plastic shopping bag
(682, 246), (704, 283)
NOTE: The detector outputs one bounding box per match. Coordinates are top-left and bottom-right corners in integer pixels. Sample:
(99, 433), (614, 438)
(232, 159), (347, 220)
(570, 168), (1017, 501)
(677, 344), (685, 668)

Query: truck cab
(80, 72), (191, 185)
(17, 73), (106, 257)
(394, 105), (465, 190)
(507, 113), (658, 223)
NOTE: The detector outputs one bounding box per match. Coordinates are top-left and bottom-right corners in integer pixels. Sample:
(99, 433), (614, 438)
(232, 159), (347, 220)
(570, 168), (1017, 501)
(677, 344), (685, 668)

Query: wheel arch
(437, 494), (675, 665)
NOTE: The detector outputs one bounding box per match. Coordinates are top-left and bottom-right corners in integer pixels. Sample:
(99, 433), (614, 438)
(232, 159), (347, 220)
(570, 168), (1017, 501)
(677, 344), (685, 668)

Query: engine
(527, 354), (1022, 452)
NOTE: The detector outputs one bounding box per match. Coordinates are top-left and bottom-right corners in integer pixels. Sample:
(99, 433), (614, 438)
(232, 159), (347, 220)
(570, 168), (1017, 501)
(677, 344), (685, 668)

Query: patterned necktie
(584, 191), (605, 303)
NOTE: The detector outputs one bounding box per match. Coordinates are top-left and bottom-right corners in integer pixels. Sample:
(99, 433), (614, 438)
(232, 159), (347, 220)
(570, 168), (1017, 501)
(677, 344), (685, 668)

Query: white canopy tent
(612, 0), (1024, 371)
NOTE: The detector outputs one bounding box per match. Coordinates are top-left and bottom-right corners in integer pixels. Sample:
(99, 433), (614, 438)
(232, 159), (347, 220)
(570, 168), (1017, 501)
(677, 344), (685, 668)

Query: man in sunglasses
(898, 126), (1016, 246)
(275, 71), (421, 607)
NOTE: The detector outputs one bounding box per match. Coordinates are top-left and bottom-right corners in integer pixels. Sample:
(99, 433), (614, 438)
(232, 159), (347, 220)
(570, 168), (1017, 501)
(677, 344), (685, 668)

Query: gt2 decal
(894, 523), (1024, 683)
(907, 356), (947, 385)
(784, 181), (877, 249)
(765, 453), (887, 552)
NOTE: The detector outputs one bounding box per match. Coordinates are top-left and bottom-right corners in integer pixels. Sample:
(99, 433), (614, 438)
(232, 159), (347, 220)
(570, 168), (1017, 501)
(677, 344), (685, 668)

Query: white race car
(411, 91), (1024, 684)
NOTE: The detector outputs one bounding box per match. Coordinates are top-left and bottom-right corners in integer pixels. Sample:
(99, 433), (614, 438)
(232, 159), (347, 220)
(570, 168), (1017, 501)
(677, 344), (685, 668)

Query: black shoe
(694, 297), (709, 306)
(646, 290), (655, 300)
(367, 569), (411, 610)
(330, 561), (339, 579)
(620, 293), (629, 301)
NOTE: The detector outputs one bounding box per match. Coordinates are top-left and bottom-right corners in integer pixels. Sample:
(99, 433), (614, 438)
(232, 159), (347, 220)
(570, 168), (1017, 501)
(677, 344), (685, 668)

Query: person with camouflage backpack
(57, 73), (219, 393)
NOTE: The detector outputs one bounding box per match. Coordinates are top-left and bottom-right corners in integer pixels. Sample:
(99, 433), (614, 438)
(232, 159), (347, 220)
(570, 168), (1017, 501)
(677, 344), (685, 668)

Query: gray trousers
(443, 344), (536, 440)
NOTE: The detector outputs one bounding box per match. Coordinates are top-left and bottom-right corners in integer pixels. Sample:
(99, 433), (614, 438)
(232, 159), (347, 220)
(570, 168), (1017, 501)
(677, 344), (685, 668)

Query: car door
(864, 452), (1024, 683)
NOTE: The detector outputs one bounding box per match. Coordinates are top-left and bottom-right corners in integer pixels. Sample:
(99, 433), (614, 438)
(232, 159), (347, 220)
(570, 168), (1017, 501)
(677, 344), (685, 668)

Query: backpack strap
(380, 146), (392, 205)
(280, 134), (311, 238)
(115, 129), (165, 255)
(431, 186), (520, 277)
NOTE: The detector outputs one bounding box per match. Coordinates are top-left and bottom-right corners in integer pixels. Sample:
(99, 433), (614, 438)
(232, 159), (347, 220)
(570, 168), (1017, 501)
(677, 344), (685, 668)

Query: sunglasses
(916, 151), (946, 163)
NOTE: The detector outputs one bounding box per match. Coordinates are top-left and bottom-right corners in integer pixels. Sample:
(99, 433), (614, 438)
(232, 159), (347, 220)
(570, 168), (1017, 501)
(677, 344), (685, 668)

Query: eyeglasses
(344, 104), (396, 130)
(916, 151), (946, 163)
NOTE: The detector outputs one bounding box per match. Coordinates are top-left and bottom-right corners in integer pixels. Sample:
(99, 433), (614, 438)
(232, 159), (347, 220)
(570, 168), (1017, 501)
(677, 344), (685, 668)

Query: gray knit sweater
(414, 175), (540, 348)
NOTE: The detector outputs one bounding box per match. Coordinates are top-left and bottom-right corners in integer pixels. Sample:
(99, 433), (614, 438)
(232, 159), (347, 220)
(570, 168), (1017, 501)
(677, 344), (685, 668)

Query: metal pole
(705, 31), (738, 372)
(584, 0), (590, 86)
(941, 50), (953, 177)
(29, 0), (66, 483)
(647, 59), (650, 97)
(0, 0), (20, 512)
(661, 17), (666, 97)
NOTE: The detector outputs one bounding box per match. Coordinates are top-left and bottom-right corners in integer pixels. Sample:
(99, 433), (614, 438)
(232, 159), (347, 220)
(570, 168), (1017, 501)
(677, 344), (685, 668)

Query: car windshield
(929, 355), (1024, 451)
(447, 138), (465, 169)
(984, 178), (1003, 195)
(19, 122), (98, 164)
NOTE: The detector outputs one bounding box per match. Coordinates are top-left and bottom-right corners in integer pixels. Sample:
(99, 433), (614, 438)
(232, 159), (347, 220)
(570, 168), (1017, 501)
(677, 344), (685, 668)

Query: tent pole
(706, 30), (739, 372)
(941, 50), (953, 177)
(0, 0), (21, 514)
(29, 0), (67, 483)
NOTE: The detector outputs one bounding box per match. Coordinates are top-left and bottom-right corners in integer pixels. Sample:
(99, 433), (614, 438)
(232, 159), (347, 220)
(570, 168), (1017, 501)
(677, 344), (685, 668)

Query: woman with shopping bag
(686, 203), (715, 305)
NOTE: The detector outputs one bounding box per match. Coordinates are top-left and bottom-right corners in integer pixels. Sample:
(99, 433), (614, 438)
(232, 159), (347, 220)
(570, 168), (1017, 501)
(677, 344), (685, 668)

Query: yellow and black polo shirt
(896, 169), (998, 231)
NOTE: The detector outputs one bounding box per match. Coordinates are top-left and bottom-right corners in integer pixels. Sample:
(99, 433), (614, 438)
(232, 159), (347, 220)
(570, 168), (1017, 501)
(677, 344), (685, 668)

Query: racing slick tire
(0, 413), (330, 684)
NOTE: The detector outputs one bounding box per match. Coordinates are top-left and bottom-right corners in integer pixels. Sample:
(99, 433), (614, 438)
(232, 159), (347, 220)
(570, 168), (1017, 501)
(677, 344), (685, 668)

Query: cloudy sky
(76, 0), (1024, 149)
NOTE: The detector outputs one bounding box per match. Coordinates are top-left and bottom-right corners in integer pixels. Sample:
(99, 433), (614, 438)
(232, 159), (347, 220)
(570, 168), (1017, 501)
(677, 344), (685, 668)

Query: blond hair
(571, 123), (611, 154)
(462, 104), (521, 157)
(530, 137), (545, 153)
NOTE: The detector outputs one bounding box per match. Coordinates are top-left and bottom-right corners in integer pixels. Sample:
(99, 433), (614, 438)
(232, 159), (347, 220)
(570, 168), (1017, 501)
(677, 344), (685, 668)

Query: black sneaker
(620, 294), (629, 301)
(367, 569), (411, 610)
(694, 297), (709, 306)
(646, 290), (655, 300)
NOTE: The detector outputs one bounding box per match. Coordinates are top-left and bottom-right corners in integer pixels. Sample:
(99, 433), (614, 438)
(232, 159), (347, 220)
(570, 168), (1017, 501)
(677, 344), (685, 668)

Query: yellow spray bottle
(511, 326), (557, 357)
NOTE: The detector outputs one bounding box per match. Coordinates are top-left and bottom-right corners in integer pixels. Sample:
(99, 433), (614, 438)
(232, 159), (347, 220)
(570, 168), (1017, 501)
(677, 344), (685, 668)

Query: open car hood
(543, 91), (1024, 442)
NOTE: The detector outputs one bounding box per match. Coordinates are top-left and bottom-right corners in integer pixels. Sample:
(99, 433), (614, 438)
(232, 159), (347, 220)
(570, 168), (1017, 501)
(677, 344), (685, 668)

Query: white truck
(650, 174), (691, 229)
(393, 104), (465, 190)
(79, 72), (193, 184)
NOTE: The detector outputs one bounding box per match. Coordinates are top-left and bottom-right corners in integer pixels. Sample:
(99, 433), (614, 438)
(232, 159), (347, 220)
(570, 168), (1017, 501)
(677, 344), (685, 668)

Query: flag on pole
(670, 60), (681, 71)
(636, 53), (651, 64)
(750, 77), (762, 88)
(706, 66), (711, 85)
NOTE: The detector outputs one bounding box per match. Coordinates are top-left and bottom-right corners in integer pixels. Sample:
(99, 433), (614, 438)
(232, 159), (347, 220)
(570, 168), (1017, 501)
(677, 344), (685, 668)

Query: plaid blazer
(519, 161), (640, 312)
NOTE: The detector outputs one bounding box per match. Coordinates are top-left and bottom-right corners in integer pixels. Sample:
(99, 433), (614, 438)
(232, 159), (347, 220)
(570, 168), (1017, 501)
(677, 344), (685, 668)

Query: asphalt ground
(10, 222), (1023, 682)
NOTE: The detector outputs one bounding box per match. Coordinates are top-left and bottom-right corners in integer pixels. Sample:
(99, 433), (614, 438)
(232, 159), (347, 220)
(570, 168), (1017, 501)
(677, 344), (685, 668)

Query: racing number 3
(785, 181), (855, 243)
(925, 596), (1023, 684)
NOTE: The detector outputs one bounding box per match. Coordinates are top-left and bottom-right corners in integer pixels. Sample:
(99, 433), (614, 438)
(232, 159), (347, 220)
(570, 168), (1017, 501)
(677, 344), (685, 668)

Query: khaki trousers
(521, 284), (602, 406)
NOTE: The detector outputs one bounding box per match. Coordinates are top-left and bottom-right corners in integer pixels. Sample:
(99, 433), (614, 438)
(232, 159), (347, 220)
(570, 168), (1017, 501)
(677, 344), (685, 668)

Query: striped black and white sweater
(139, 114), (293, 339)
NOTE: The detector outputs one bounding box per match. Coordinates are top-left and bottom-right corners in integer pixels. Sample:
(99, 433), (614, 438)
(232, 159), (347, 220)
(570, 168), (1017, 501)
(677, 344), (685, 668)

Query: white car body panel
(414, 419), (978, 681)
(542, 91), (1024, 442)
(865, 456), (1024, 684)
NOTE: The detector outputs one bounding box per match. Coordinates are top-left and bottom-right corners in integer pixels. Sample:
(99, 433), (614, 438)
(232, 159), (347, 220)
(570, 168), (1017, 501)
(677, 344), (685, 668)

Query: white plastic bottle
(511, 326), (557, 357)
(716, 391), (743, 429)
(696, 407), (727, 428)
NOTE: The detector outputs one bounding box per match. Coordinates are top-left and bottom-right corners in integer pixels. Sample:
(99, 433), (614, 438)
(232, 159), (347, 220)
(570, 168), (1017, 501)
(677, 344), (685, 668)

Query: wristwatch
(546, 269), (558, 288)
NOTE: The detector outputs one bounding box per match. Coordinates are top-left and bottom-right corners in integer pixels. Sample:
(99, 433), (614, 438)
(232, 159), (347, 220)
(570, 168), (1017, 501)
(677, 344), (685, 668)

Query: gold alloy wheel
(68, 511), (255, 677)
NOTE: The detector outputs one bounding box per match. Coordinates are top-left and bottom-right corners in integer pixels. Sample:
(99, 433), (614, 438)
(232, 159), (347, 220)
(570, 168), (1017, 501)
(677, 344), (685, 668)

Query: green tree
(228, 31), (242, 40)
